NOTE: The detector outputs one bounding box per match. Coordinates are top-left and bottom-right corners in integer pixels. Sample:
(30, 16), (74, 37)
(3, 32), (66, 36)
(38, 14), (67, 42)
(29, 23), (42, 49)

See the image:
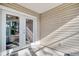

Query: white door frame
(0, 5), (38, 55)
(25, 16), (38, 42)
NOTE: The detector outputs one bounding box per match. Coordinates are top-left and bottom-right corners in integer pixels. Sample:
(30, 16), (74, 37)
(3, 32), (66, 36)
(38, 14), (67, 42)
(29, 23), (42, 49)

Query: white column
(19, 16), (26, 48)
(0, 9), (6, 56)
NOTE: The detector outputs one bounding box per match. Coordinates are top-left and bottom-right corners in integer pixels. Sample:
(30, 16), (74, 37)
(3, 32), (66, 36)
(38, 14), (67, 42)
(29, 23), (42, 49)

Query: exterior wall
(0, 3), (40, 41)
(40, 3), (79, 39)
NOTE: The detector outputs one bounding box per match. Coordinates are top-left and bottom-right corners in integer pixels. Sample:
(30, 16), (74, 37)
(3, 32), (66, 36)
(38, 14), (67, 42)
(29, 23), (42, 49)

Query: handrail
(34, 31), (79, 53)
(46, 46), (65, 54)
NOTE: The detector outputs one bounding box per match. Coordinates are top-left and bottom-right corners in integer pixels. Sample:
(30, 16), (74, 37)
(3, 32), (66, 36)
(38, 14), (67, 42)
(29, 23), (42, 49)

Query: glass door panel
(26, 19), (33, 44)
(6, 14), (19, 50)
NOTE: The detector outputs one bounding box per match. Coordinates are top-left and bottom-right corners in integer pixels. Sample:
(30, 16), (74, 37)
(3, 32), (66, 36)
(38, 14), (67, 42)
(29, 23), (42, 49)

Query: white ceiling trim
(18, 3), (62, 14)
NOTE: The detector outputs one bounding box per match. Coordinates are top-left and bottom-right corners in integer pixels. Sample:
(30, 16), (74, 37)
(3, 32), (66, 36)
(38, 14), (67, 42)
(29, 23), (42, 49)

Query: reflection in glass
(6, 14), (19, 50)
(26, 19), (33, 44)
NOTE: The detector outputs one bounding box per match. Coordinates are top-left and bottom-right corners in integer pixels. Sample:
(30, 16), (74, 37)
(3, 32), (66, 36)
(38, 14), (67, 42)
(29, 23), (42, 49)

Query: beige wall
(0, 3), (41, 40)
(40, 3), (79, 39)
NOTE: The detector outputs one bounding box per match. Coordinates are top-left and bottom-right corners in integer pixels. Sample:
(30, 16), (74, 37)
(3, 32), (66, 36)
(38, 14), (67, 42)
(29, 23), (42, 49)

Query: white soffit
(18, 3), (62, 13)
